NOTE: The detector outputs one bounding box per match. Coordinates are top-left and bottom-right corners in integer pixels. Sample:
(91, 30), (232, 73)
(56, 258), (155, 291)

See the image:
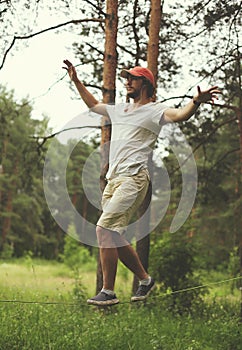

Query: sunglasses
(126, 75), (143, 82)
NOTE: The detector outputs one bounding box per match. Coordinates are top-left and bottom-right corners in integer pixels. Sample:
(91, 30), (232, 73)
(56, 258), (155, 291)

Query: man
(63, 59), (221, 306)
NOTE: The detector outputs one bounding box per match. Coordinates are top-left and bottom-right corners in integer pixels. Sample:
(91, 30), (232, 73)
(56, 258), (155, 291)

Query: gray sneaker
(131, 278), (155, 302)
(87, 292), (119, 306)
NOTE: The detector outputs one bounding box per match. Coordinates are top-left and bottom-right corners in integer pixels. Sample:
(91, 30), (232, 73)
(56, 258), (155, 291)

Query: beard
(127, 89), (141, 99)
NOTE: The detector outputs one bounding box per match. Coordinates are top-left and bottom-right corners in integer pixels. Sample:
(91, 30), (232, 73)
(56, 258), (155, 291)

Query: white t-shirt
(104, 102), (168, 179)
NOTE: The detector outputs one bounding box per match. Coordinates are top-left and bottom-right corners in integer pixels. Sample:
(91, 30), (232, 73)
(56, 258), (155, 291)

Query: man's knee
(96, 226), (116, 248)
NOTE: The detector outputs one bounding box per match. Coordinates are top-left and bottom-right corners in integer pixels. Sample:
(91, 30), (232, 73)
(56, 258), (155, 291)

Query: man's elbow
(163, 111), (186, 123)
(90, 103), (108, 116)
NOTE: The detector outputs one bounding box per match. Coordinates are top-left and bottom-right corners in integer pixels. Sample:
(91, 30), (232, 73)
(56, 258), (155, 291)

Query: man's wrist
(192, 98), (201, 106)
(73, 78), (80, 84)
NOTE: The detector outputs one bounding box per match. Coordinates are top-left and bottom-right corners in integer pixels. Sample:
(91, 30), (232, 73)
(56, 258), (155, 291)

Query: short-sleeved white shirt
(105, 102), (168, 179)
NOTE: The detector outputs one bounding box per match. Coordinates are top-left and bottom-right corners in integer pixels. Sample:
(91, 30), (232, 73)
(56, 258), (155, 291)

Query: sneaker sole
(87, 298), (120, 306)
(131, 283), (156, 302)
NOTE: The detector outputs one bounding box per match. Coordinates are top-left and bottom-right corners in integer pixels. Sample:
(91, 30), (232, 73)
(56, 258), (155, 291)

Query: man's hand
(62, 59), (101, 109)
(164, 85), (222, 122)
(63, 59), (79, 82)
(193, 85), (222, 105)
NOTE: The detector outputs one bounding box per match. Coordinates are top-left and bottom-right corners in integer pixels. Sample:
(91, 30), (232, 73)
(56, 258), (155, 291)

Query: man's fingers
(197, 85), (201, 94)
(208, 86), (222, 94)
(62, 59), (75, 77)
(212, 90), (222, 95)
(208, 85), (218, 90)
(198, 86), (222, 95)
(63, 59), (73, 68)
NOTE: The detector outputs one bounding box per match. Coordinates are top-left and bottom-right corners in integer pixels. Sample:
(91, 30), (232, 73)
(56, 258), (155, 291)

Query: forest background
(0, 0), (241, 311)
(0, 1), (241, 349)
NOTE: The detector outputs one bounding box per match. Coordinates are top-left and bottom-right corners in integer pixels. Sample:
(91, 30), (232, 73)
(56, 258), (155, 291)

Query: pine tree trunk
(236, 55), (242, 321)
(1, 160), (18, 247)
(132, 171), (152, 293)
(132, 0), (162, 294)
(1, 191), (13, 245)
(96, 0), (118, 294)
(147, 0), (162, 93)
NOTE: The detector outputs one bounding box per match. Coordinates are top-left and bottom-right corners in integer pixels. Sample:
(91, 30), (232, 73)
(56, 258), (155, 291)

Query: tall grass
(0, 301), (241, 350)
(0, 257), (133, 300)
(0, 259), (241, 350)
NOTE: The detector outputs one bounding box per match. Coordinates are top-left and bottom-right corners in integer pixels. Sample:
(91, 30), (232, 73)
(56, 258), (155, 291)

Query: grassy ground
(0, 259), (241, 350)
(0, 257), (133, 301)
(1, 301), (241, 350)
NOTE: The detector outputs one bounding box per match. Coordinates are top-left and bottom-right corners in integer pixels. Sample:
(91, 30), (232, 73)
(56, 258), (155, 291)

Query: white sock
(140, 276), (152, 286)
(101, 288), (115, 296)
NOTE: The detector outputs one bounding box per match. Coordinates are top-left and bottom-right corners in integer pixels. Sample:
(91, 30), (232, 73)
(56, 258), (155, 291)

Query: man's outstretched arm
(163, 85), (222, 123)
(63, 59), (108, 115)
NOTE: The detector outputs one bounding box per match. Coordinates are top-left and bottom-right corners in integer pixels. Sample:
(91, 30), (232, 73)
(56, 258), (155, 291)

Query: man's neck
(132, 96), (152, 105)
(125, 97), (152, 113)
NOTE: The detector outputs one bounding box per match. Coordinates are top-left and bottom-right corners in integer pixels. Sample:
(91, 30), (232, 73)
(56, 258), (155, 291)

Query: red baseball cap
(121, 66), (155, 87)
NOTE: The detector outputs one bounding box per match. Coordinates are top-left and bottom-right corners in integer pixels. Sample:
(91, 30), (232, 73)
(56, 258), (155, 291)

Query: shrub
(0, 243), (14, 259)
(61, 224), (94, 271)
(228, 246), (240, 292)
(150, 230), (208, 313)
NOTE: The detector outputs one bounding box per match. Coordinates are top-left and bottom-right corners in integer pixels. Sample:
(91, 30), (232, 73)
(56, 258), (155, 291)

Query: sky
(0, 1), (200, 134)
(0, 29), (88, 132)
(0, 28), (196, 134)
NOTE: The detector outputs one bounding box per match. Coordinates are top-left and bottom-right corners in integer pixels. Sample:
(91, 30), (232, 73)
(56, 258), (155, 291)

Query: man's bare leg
(88, 226), (154, 304)
(114, 233), (155, 301)
(86, 226), (119, 305)
(96, 226), (119, 291)
(117, 245), (149, 280)
(96, 226), (149, 290)
(113, 233), (149, 280)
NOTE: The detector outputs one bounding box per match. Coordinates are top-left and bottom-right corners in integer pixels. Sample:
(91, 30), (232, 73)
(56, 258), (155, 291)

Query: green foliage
(71, 275), (88, 304)
(0, 259), (240, 350)
(0, 0), (241, 296)
(22, 250), (34, 269)
(0, 86), (52, 257)
(228, 247), (240, 293)
(0, 301), (240, 350)
(0, 243), (14, 259)
(0, 86), (99, 259)
(61, 224), (94, 271)
(150, 230), (207, 313)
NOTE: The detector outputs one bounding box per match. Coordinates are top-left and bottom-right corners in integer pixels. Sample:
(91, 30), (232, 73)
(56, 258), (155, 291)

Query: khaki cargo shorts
(96, 168), (150, 235)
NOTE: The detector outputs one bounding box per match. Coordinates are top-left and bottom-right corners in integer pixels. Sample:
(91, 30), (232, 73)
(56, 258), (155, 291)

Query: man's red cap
(121, 66), (155, 87)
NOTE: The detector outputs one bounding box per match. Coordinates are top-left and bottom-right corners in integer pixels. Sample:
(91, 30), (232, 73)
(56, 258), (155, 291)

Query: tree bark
(132, 0), (162, 294)
(132, 170), (152, 293)
(147, 0), (162, 93)
(96, 0), (118, 294)
(235, 53), (242, 322)
(1, 160), (18, 247)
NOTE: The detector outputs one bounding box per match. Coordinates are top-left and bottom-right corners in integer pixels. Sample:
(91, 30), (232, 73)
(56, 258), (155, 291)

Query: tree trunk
(1, 159), (18, 247)
(96, 0), (118, 294)
(132, 0), (162, 294)
(132, 166), (153, 293)
(1, 191), (13, 245)
(147, 0), (162, 94)
(235, 54), (242, 322)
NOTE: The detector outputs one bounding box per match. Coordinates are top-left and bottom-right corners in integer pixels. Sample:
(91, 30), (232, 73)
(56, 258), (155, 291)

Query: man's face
(125, 75), (144, 99)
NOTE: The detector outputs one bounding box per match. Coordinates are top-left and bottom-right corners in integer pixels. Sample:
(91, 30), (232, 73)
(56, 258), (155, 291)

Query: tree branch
(0, 18), (105, 70)
(31, 125), (101, 154)
(84, 0), (107, 17)
(86, 43), (104, 57)
(185, 0), (211, 23)
(117, 43), (136, 57)
(168, 115), (238, 176)
(191, 116), (238, 155)
(207, 147), (240, 176)
(132, 0), (141, 66)
(159, 95), (237, 110)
